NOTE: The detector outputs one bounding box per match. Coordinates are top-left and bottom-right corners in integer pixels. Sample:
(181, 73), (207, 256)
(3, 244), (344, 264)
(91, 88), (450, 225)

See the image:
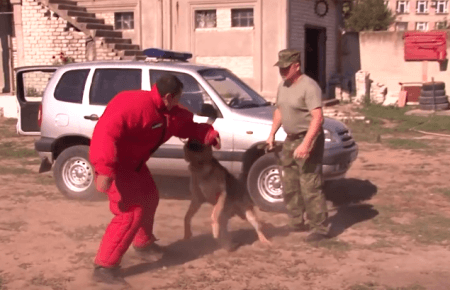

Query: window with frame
(415, 21), (428, 30)
(395, 21), (409, 30)
(54, 69), (90, 103)
(195, 10), (217, 28)
(397, 1), (410, 13)
(90, 69), (141, 105)
(416, 0), (428, 13)
(435, 21), (448, 28)
(436, 0), (448, 13)
(114, 12), (134, 30)
(150, 70), (215, 115)
(231, 8), (254, 27)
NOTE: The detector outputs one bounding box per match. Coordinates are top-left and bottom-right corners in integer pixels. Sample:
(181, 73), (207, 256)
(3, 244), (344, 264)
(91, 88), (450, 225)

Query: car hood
(230, 105), (347, 131)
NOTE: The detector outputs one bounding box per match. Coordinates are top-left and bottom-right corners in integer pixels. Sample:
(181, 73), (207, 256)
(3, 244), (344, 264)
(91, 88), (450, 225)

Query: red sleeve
(169, 106), (219, 146)
(89, 103), (126, 178)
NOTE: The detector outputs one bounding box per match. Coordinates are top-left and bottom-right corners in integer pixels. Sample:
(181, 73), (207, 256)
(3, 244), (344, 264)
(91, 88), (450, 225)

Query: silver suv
(15, 50), (358, 212)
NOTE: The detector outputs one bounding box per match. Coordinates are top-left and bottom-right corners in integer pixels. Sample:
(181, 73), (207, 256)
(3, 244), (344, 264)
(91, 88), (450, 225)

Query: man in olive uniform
(266, 49), (329, 242)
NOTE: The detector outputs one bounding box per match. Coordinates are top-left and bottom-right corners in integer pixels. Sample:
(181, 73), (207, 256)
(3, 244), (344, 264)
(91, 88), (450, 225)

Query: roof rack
(143, 48), (193, 62)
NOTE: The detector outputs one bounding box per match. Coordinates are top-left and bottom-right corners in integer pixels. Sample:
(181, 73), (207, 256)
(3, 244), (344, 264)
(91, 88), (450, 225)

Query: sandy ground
(1, 117), (450, 290)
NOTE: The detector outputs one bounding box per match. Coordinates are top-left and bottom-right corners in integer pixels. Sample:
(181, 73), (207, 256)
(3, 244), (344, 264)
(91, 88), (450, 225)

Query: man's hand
(266, 134), (275, 151)
(213, 135), (221, 150)
(293, 142), (311, 160)
(96, 175), (113, 193)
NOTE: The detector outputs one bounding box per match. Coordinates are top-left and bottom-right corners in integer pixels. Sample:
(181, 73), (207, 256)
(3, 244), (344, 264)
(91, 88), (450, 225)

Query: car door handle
(84, 114), (99, 121)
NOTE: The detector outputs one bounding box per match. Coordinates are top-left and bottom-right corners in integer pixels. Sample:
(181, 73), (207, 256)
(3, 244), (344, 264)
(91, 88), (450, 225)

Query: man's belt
(286, 132), (306, 140)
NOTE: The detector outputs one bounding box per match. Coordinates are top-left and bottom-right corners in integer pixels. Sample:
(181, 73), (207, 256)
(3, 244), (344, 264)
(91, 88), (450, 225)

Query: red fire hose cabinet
(403, 31), (447, 62)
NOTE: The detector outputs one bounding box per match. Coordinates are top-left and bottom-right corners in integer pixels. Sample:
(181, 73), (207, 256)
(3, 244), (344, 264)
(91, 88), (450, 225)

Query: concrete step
(75, 16), (104, 24)
(121, 55), (147, 61)
(48, 0), (78, 5)
(58, 4), (87, 12)
(85, 23), (113, 30)
(107, 43), (140, 50)
(102, 37), (132, 44)
(120, 50), (144, 56)
(94, 29), (122, 38)
(67, 10), (95, 18)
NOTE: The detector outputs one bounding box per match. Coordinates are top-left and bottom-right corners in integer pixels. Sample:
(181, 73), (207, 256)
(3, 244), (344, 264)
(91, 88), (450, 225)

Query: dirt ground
(1, 117), (450, 290)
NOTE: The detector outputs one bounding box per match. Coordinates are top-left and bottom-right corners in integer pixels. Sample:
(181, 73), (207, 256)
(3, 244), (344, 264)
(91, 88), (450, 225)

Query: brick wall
(196, 56), (254, 78)
(289, 0), (338, 95)
(18, 0), (124, 92)
(22, 0), (88, 66)
(96, 12), (114, 26)
(20, 0), (87, 92)
(194, 7), (254, 79)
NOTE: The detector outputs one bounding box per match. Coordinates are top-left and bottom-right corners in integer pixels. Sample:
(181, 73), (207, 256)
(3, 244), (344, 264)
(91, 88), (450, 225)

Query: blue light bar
(143, 48), (193, 61)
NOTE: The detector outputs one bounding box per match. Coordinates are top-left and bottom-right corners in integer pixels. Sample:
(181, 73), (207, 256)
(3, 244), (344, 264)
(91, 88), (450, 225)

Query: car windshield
(199, 69), (271, 109)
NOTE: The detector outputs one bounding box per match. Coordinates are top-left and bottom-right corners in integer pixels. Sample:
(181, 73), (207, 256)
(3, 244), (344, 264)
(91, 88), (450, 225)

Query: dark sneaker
(92, 265), (128, 285)
(305, 232), (329, 243)
(133, 243), (166, 260)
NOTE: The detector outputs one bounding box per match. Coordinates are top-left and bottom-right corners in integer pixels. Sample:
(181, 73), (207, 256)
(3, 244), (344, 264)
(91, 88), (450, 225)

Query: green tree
(345, 0), (396, 32)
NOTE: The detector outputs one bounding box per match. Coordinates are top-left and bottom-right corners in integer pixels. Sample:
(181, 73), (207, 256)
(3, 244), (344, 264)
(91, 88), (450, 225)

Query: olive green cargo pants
(279, 132), (329, 234)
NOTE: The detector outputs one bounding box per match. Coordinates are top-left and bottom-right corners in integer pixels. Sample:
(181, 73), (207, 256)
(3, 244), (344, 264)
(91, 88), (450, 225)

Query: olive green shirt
(276, 75), (323, 134)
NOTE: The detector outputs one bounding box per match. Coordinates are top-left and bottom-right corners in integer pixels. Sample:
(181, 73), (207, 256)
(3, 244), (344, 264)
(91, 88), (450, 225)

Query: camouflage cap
(274, 49), (301, 68)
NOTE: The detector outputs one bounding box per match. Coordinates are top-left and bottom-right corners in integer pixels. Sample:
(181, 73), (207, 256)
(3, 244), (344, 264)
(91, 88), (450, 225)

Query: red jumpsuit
(89, 85), (219, 267)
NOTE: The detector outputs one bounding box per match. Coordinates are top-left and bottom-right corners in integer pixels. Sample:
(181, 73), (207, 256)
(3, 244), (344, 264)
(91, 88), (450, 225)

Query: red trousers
(94, 166), (159, 267)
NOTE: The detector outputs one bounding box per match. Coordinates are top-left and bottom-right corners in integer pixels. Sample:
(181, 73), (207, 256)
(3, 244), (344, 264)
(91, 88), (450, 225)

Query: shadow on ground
(156, 176), (379, 206)
(328, 204), (379, 238)
(324, 178), (379, 238)
(122, 225), (290, 278)
(324, 178), (378, 206)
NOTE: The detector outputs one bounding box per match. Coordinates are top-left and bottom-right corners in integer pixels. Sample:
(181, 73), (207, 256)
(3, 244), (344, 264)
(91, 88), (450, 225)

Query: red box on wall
(403, 31), (447, 61)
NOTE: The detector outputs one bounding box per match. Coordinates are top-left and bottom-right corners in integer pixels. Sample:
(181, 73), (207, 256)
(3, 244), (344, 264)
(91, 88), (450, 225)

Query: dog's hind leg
(245, 207), (272, 246)
(184, 199), (202, 240)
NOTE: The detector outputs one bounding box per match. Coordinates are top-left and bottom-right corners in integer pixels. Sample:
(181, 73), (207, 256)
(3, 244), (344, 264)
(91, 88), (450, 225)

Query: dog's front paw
(258, 234), (272, 247)
(211, 222), (219, 239)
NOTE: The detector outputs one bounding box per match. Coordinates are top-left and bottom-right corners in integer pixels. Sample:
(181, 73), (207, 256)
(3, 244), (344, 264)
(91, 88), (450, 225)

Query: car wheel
(421, 82), (445, 91)
(419, 95), (448, 104)
(53, 145), (100, 200)
(420, 89), (445, 97)
(419, 102), (449, 111)
(247, 153), (287, 213)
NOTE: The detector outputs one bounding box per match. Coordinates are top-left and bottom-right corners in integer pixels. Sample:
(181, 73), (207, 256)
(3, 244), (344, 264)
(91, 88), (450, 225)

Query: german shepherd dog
(183, 139), (271, 251)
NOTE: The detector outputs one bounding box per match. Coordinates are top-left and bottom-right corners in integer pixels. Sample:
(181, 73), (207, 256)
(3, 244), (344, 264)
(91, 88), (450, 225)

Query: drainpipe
(160, 0), (164, 48)
(10, 0), (25, 67)
(139, 0), (143, 49)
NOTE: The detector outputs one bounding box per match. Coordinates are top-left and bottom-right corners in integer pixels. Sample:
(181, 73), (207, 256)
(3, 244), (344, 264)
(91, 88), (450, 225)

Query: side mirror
(199, 103), (218, 119)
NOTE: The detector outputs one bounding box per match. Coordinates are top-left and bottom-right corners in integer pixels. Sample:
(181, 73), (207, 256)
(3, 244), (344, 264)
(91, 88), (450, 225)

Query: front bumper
(322, 143), (359, 180)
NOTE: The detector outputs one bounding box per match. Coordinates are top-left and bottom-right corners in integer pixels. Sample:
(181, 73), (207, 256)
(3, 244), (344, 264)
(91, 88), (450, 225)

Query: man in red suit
(89, 74), (220, 285)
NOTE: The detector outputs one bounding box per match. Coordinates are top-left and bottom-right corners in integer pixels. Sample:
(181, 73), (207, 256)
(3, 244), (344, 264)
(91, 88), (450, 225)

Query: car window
(54, 69), (90, 103)
(90, 69), (142, 105)
(150, 70), (214, 115)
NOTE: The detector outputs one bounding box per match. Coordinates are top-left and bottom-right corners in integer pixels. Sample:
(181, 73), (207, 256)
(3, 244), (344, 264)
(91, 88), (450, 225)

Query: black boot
(133, 243), (166, 260)
(92, 265), (128, 285)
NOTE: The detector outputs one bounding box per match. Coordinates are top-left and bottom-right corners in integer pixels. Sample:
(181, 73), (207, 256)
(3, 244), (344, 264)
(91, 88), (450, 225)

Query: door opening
(304, 26), (326, 92)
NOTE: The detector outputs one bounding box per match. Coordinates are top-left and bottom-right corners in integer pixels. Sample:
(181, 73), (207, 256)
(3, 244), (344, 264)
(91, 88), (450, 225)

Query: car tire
(419, 102), (449, 111)
(419, 95), (448, 104)
(53, 145), (100, 200)
(421, 82), (445, 91)
(247, 153), (287, 213)
(420, 89), (445, 97)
